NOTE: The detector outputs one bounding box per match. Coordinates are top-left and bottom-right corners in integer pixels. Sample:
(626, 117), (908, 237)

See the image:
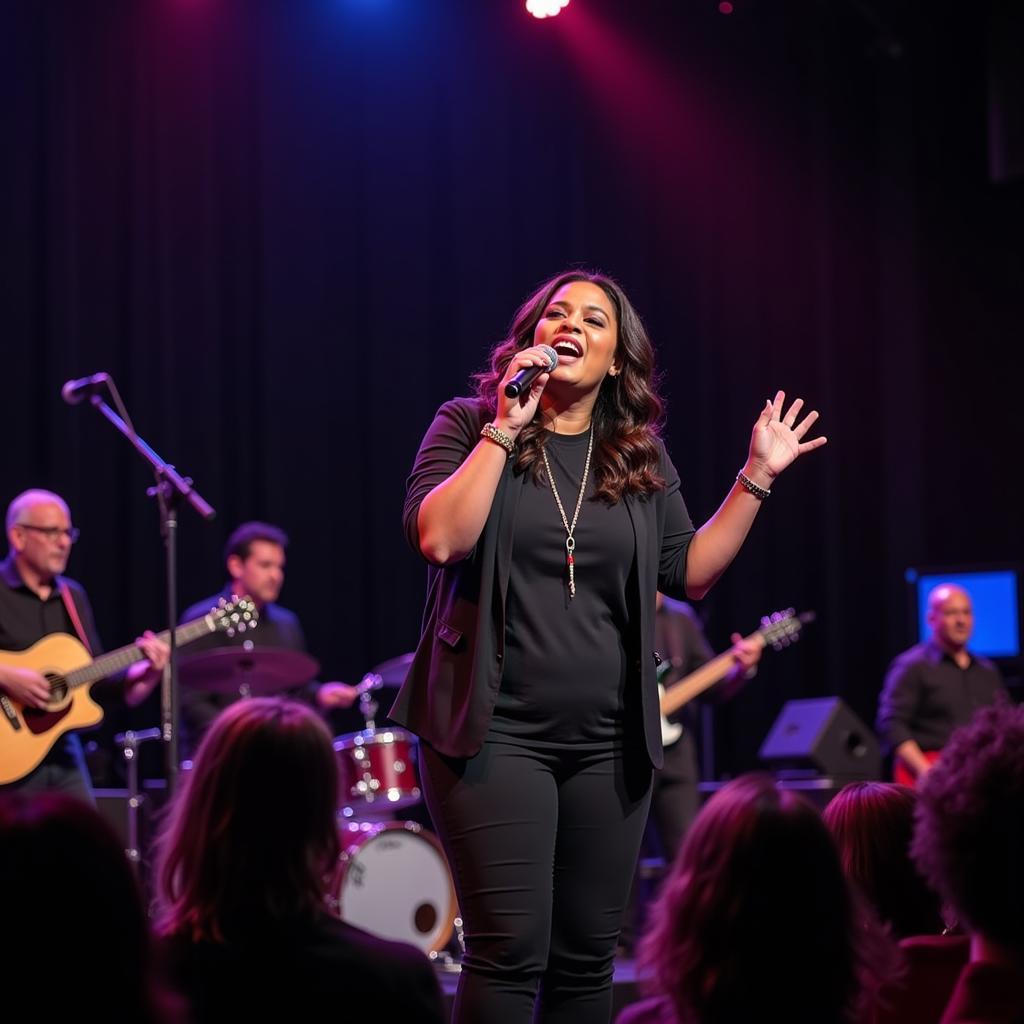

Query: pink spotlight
(526, 0), (571, 19)
(718, 1), (734, 13)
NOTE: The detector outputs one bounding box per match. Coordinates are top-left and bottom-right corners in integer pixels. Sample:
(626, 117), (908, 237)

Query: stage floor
(434, 955), (643, 1016)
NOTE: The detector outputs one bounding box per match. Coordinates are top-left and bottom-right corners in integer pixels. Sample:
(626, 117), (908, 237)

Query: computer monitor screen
(905, 566), (1021, 659)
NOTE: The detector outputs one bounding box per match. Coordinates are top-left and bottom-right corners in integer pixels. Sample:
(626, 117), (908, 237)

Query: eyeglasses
(16, 523), (81, 544)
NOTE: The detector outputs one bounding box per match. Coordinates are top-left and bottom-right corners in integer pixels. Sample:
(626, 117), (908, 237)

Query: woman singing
(389, 268), (826, 1022)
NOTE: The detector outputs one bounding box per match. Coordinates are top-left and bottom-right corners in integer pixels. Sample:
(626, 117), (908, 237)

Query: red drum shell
(333, 727), (421, 813)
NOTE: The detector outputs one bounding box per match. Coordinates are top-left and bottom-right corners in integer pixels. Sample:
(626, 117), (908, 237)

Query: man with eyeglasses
(0, 489), (169, 800)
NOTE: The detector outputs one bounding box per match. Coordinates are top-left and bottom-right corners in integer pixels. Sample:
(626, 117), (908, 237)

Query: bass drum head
(331, 821), (457, 955)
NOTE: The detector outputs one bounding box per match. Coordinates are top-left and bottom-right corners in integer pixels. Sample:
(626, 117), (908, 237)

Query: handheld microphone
(61, 372), (110, 406)
(504, 345), (558, 399)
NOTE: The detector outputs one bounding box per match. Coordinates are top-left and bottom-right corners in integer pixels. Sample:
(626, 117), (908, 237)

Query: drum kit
(169, 645), (462, 964)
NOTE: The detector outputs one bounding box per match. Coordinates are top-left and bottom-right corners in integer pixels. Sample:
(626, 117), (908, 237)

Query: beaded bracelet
(480, 423), (516, 455)
(736, 470), (771, 500)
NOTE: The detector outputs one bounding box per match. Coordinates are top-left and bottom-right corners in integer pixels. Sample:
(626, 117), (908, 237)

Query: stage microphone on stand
(504, 345), (558, 398)
(61, 372), (111, 406)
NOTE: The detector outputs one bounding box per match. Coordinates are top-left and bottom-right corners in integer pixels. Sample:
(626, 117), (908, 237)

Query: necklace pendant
(566, 541), (576, 599)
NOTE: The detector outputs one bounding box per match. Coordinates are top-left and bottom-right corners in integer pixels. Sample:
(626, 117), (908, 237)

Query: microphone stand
(78, 380), (215, 796)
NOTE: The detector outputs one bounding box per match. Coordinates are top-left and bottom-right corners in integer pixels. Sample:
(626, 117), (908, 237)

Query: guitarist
(876, 582), (1006, 786)
(648, 593), (763, 860)
(621, 594), (762, 952)
(0, 489), (169, 801)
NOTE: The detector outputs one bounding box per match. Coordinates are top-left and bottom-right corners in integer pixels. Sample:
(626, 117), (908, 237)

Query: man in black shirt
(179, 521), (357, 755)
(0, 489), (169, 800)
(621, 595), (761, 950)
(877, 582), (1006, 784)
(649, 595), (761, 856)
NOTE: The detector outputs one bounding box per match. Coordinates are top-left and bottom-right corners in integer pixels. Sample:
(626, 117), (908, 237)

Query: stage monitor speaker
(758, 697), (881, 780)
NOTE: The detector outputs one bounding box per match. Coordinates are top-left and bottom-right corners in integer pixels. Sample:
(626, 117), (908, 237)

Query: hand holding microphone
(505, 345), (558, 398)
(495, 345), (558, 436)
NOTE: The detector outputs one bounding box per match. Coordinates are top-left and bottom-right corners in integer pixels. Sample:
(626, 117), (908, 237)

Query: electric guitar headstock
(758, 608), (815, 651)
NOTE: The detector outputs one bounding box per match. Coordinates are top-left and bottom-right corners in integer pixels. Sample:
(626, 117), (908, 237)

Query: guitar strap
(58, 580), (94, 656)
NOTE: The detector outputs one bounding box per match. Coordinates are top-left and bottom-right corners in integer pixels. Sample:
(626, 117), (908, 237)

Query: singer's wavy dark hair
(473, 269), (665, 504)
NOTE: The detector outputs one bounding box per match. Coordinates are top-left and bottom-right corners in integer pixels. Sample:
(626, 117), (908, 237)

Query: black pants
(420, 739), (652, 1024)
(646, 728), (700, 861)
(620, 729), (699, 950)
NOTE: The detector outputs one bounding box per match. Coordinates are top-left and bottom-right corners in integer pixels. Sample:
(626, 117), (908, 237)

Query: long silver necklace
(541, 425), (594, 599)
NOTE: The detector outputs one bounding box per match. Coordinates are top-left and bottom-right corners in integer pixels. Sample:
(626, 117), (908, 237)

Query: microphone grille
(538, 344), (559, 370)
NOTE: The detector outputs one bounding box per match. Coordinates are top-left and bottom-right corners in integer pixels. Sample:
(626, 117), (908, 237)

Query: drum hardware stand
(70, 373), (216, 796)
(359, 687), (378, 730)
(114, 726), (162, 870)
(428, 915), (465, 972)
(236, 639), (255, 699)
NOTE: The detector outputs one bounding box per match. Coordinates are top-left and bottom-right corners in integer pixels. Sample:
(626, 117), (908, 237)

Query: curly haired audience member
(911, 703), (1024, 1024)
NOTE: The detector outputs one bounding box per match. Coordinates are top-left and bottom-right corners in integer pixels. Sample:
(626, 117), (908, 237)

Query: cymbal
(178, 647), (320, 696)
(368, 651), (414, 688)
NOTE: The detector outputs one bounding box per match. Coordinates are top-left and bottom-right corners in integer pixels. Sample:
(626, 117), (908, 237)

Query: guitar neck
(660, 649), (740, 717)
(63, 614), (216, 690)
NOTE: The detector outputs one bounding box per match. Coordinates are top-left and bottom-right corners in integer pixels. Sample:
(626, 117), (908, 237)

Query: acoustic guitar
(0, 597), (257, 784)
(659, 608), (815, 746)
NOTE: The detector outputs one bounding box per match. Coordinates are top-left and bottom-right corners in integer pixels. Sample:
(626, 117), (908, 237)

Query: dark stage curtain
(1, 0), (1020, 778)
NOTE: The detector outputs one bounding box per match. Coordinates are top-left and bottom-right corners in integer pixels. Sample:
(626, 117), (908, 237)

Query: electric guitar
(0, 597), (258, 784)
(659, 608), (815, 746)
(893, 749), (941, 788)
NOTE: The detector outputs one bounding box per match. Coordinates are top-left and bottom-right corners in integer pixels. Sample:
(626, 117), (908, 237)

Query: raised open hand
(748, 390), (827, 481)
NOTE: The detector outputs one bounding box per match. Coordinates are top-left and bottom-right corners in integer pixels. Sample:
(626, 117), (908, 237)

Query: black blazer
(389, 397), (694, 769)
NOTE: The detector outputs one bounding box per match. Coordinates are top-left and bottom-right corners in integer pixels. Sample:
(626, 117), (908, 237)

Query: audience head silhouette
(912, 702), (1024, 954)
(156, 696), (340, 941)
(824, 781), (945, 938)
(637, 773), (891, 1024)
(0, 791), (172, 1022)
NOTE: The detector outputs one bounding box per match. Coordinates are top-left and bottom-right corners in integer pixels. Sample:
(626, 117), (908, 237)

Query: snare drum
(329, 820), (457, 955)
(334, 727), (421, 813)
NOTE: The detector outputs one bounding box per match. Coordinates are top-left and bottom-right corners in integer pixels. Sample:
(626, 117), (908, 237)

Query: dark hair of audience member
(637, 773), (895, 1024)
(0, 792), (176, 1022)
(155, 697), (341, 941)
(911, 702), (1024, 953)
(823, 781), (945, 939)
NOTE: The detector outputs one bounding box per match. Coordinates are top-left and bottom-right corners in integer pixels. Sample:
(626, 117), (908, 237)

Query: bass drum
(329, 820), (458, 955)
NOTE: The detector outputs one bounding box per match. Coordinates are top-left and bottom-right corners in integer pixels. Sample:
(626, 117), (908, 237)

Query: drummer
(179, 521), (358, 756)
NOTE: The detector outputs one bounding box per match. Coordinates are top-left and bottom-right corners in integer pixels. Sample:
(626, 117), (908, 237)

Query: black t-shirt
(491, 430), (637, 748)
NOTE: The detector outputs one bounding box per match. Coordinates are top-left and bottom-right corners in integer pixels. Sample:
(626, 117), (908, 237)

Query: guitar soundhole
(23, 681), (72, 734)
(46, 674), (68, 703)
